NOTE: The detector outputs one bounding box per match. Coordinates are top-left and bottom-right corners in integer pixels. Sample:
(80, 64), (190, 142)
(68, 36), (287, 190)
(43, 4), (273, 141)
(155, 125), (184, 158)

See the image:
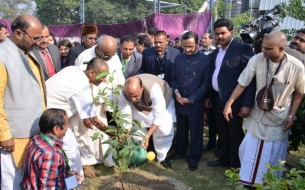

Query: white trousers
(239, 132), (288, 185)
(0, 150), (23, 190)
(71, 98), (115, 167)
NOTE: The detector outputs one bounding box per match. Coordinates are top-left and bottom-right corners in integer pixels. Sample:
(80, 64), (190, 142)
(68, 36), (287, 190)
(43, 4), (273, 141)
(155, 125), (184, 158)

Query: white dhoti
(62, 115), (84, 181)
(74, 122), (115, 167)
(239, 132), (288, 185)
(74, 84), (115, 167)
(132, 99), (175, 162)
(1, 150), (23, 190)
(62, 128), (83, 178)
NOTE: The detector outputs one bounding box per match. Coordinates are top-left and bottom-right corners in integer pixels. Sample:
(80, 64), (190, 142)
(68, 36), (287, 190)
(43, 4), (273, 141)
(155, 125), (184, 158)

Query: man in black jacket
(66, 24), (98, 66)
(206, 19), (255, 168)
(170, 31), (211, 171)
(140, 30), (180, 84)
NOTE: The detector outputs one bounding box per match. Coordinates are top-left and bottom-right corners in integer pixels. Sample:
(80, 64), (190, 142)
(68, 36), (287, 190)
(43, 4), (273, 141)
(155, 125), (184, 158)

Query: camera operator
(285, 29), (305, 64)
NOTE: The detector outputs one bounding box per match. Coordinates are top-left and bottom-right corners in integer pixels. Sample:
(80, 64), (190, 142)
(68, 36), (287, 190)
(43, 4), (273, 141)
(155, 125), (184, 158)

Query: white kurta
(46, 66), (97, 178)
(236, 53), (304, 185)
(74, 45), (125, 166)
(118, 84), (175, 162)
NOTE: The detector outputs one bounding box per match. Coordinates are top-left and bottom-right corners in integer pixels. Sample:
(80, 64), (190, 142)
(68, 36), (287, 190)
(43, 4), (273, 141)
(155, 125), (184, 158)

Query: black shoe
(160, 159), (172, 169)
(215, 150), (221, 157)
(168, 154), (186, 160)
(207, 160), (230, 167)
(203, 144), (216, 152)
(128, 162), (137, 169)
(188, 163), (198, 171)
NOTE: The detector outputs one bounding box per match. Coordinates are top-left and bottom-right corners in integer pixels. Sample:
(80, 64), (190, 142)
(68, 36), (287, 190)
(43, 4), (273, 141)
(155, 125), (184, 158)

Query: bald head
(96, 35), (117, 61)
(11, 14), (43, 51)
(86, 58), (108, 71)
(11, 14), (42, 33)
(262, 31), (286, 62)
(264, 31), (287, 48)
(85, 58), (109, 86)
(124, 76), (144, 103)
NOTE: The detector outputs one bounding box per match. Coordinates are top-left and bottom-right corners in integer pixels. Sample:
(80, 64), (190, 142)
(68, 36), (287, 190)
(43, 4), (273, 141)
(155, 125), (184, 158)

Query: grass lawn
(80, 128), (305, 190)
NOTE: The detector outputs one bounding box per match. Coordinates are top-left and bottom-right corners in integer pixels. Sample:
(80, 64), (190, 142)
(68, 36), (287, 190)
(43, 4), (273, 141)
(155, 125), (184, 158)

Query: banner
(0, 11), (212, 42)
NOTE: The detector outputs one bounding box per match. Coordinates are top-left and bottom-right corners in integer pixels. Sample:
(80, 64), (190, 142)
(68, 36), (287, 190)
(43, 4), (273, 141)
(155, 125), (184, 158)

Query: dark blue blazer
(170, 51), (211, 115)
(208, 39), (256, 111)
(140, 46), (180, 83)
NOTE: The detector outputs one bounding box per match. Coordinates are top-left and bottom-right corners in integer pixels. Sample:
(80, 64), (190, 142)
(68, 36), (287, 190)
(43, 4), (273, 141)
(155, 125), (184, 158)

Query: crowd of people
(0, 13), (305, 190)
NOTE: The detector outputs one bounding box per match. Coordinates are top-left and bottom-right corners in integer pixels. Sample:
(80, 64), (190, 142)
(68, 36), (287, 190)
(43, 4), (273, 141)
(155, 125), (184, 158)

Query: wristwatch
(288, 115), (297, 121)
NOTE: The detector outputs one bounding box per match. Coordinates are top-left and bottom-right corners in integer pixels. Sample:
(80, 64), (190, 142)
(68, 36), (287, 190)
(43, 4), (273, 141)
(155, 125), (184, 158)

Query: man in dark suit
(117, 35), (142, 78)
(140, 30), (180, 83)
(206, 19), (255, 168)
(170, 31), (211, 171)
(66, 24), (98, 66)
(31, 25), (61, 80)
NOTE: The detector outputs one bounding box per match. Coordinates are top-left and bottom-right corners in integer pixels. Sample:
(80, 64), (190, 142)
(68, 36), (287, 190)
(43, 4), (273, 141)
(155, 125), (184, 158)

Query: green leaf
(129, 128), (138, 135)
(103, 147), (112, 161)
(133, 120), (142, 128)
(92, 132), (100, 141)
(108, 76), (114, 83)
(96, 71), (110, 80)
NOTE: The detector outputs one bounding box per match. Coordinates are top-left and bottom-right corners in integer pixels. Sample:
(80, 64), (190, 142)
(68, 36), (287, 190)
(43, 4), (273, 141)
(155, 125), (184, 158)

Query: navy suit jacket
(170, 51), (211, 115)
(140, 46), (180, 83)
(209, 39), (256, 111)
(31, 45), (61, 80)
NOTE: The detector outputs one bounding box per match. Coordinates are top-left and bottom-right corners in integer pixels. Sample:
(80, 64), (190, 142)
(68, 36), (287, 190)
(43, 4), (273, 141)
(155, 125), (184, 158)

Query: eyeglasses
(21, 30), (43, 42)
(293, 36), (305, 43)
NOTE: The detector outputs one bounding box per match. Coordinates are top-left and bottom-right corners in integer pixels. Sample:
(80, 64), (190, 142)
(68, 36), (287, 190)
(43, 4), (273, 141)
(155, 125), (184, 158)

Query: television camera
(240, 5), (282, 53)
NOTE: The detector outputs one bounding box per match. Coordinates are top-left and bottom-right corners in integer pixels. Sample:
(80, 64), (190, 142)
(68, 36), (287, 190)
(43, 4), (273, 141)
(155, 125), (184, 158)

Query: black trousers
(206, 108), (217, 146)
(176, 113), (204, 165)
(213, 93), (244, 168)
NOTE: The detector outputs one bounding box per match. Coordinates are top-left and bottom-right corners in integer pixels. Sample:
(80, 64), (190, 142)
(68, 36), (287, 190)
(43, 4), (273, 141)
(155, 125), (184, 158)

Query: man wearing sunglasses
(0, 14), (46, 190)
(67, 24), (98, 66)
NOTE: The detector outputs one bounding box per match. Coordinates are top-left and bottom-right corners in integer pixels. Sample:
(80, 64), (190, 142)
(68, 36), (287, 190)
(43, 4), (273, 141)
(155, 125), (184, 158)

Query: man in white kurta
(74, 35), (125, 169)
(46, 59), (109, 179)
(223, 31), (304, 185)
(118, 74), (175, 168)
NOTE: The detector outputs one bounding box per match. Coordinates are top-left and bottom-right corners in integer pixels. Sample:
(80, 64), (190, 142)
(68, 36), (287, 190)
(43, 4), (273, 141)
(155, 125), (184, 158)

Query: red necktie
(42, 50), (55, 78)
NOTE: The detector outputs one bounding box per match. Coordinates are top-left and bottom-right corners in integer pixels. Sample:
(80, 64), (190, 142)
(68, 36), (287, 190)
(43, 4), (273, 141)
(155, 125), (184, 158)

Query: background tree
(34, 0), (206, 25)
(35, 0), (80, 25)
(280, 0), (305, 21)
(230, 12), (253, 36)
(85, 0), (151, 24)
(0, 0), (34, 20)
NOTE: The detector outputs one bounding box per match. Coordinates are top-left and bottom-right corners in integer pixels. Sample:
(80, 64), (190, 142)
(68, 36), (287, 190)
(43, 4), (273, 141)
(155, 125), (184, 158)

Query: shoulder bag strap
(268, 58), (284, 87)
